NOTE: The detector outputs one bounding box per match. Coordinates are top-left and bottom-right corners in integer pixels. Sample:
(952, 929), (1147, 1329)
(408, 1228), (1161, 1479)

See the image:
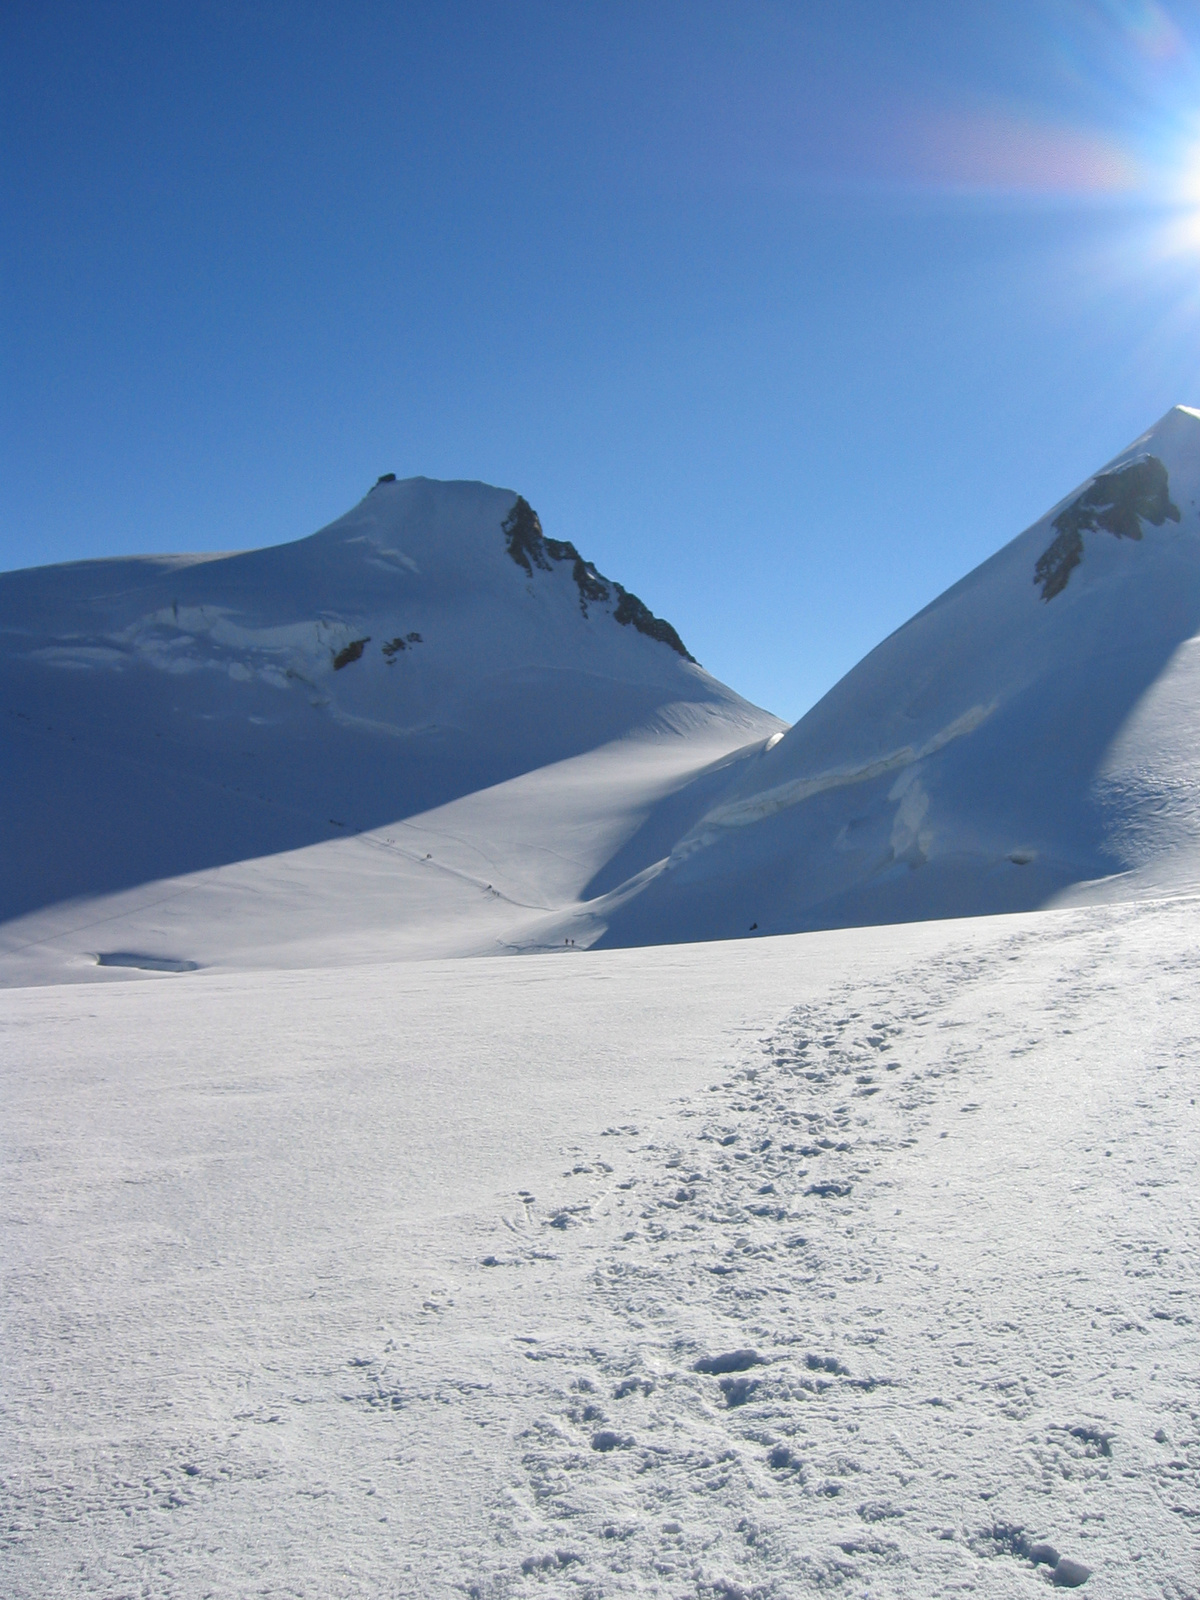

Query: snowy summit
(0, 478), (780, 981)
(8, 411), (1200, 978)
(589, 405), (1200, 945)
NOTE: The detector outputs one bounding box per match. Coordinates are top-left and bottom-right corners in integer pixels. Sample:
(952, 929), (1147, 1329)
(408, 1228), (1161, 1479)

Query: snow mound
(591, 405), (1200, 945)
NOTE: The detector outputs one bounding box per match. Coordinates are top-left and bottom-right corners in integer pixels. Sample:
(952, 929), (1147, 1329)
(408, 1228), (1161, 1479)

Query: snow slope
(8, 432), (1200, 1599)
(5, 898), (1200, 1597)
(12, 409), (1200, 979)
(0, 478), (781, 983)
(589, 405), (1200, 946)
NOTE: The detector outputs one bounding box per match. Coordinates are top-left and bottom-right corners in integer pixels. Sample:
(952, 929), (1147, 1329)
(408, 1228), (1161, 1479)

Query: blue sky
(7, 1), (1200, 720)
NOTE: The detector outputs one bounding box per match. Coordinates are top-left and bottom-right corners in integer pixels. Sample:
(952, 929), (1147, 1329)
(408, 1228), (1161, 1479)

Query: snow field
(0, 729), (768, 987)
(4, 899), (1199, 1596)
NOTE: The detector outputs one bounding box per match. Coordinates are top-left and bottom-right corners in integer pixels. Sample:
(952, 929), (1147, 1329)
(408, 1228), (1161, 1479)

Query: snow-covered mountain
(11, 407), (1200, 980)
(589, 405), (1200, 945)
(11, 427), (1200, 1597)
(0, 478), (781, 980)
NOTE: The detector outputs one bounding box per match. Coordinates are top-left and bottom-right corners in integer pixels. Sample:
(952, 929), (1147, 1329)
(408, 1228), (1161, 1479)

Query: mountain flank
(0, 475), (780, 977)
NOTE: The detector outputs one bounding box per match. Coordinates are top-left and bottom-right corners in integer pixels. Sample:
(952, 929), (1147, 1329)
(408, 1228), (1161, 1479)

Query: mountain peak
(586, 408), (1200, 947)
(0, 476), (778, 939)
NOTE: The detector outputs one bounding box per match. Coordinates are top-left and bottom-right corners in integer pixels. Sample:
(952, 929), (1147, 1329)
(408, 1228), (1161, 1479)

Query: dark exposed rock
(382, 632), (422, 661)
(544, 536), (611, 613)
(332, 638), (370, 670)
(1035, 455), (1180, 600)
(502, 496), (553, 575)
(612, 583), (694, 660)
(501, 494), (694, 657)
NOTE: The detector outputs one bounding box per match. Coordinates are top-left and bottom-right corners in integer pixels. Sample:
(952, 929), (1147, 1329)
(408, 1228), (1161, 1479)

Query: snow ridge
(588, 405), (1200, 947)
(501, 493), (695, 658)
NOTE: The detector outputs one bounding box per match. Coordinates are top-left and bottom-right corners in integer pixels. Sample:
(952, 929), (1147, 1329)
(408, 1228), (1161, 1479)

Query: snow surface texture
(0, 478), (780, 984)
(5, 899), (1200, 1596)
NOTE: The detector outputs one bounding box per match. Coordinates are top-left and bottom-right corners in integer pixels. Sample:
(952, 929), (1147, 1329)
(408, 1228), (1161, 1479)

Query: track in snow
(463, 908), (1200, 1596)
(4, 902), (1199, 1598)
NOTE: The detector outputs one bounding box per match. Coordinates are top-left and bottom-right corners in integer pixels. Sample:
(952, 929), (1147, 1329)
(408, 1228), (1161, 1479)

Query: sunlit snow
(5, 426), (1200, 1596)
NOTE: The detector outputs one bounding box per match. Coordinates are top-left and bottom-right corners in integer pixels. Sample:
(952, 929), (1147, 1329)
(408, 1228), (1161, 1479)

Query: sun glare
(1160, 202), (1200, 256)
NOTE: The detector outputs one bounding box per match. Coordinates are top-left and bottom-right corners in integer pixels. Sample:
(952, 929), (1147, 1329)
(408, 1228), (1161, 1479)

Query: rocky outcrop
(1036, 455), (1180, 600)
(502, 495), (694, 660)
